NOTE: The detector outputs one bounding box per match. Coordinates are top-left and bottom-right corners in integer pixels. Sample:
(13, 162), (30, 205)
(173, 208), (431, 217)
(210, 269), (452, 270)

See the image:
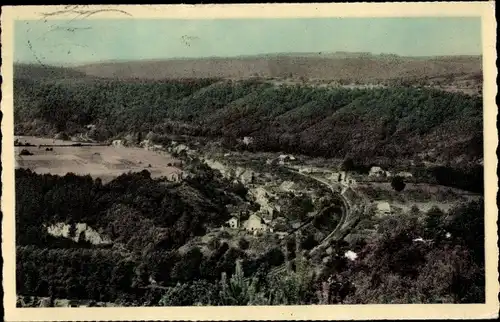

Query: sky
(14, 17), (482, 65)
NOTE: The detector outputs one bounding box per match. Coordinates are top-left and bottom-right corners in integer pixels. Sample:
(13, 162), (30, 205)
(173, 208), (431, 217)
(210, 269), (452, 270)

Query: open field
(15, 136), (181, 183)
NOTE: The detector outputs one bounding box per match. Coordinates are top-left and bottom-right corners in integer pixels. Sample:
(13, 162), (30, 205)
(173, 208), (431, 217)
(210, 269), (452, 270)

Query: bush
(391, 176), (406, 192)
(341, 158), (355, 171)
(19, 149), (33, 156)
(231, 182), (248, 199)
(238, 238), (250, 250)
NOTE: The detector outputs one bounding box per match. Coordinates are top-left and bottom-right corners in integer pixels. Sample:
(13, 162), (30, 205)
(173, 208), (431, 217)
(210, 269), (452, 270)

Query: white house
(328, 172), (340, 182)
(375, 201), (392, 217)
(243, 137), (254, 146)
(397, 171), (413, 178)
(243, 214), (268, 232)
(344, 250), (358, 261)
(369, 166), (385, 177)
(226, 217), (239, 229)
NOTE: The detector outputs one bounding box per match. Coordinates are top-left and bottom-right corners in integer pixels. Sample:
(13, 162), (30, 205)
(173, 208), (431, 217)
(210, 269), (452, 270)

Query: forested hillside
(14, 71), (483, 169)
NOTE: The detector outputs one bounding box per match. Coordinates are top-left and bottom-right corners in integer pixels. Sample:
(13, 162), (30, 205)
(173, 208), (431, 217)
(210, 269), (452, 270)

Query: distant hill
(69, 53), (482, 82)
(14, 63), (89, 80)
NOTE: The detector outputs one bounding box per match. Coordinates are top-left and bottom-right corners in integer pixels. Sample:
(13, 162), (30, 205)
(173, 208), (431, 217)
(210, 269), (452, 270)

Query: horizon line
(14, 51), (483, 68)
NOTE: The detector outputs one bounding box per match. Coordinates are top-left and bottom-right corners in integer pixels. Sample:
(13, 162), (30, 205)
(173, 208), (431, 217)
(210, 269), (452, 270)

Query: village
(119, 134), (435, 243)
(17, 132), (476, 264)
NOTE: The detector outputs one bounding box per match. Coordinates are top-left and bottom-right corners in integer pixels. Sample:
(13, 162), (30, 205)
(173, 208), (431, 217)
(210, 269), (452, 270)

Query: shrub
(19, 149), (33, 156)
(238, 238), (250, 250)
(391, 176), (406, 192)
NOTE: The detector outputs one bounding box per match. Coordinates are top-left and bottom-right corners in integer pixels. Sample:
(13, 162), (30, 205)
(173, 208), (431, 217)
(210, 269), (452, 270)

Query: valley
(13, 56), (485, 307)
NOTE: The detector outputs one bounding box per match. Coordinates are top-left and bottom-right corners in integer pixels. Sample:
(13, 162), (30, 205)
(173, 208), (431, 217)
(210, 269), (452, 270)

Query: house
(259, 210), (274, 225)
(369, 166), (385, 177)
(226, 216), (239, 229)
(328, 172), (340, 182)
(344, 250), (358, 261)
(243, 214), (268, 232)
(339, 171), (356, 185)
(243, 137), (254, 146)
(276, 232), (288, 240)
(375, 201), (392, 216)
(397, 171), (413, 178)
(280, 181), (296, 193)
(277, 154), (297, 165)
(168, 169), (183, 182)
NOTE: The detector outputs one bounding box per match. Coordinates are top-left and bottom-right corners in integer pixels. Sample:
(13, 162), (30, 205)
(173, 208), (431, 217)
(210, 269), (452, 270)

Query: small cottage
(369, 166), (385, 177)
(375, 201), (392, 217)
(226, 216), (239, 229)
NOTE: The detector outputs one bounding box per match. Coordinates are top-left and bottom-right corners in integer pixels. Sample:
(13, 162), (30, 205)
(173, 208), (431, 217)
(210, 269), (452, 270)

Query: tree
(341, 158), (355, 172)
(238, 238), (250, 250)
(231, 182), (248, 199)
(424, 206), (445, 239)
(219, 260), (265, 305)
(391, 176), (406, 192)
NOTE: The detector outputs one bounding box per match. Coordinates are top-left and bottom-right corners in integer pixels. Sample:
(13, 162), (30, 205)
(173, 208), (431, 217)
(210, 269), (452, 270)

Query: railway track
(266, 169), (362, 277)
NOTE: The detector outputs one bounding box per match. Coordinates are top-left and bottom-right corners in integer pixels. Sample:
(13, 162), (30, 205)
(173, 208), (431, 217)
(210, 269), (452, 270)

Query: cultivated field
(15, 136), (181, 183)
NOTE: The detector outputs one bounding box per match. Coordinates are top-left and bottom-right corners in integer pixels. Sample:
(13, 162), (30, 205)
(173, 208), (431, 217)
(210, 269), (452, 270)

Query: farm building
(344, 250), (358, 261)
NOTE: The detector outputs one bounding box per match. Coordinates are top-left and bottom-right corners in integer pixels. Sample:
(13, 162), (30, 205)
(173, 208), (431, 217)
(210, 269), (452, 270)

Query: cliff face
(46, 222), (112, 245)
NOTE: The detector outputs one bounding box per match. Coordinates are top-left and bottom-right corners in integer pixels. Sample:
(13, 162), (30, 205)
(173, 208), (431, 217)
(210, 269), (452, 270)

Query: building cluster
(368, 166), (413, 179)
(224, 208), (291, 238)
(266, 154), (298, 166)
(327, 171), (356, 186)
(225, 213), (273, 235)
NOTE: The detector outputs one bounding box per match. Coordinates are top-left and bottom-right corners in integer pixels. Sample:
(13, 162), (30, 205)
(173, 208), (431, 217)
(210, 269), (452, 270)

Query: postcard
(1, 3), (498, 321)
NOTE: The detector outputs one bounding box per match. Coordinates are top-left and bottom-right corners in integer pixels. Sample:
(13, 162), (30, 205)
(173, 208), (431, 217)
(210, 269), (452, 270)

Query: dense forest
(14, 71), (483, 168)
(16, 167), (485, 305)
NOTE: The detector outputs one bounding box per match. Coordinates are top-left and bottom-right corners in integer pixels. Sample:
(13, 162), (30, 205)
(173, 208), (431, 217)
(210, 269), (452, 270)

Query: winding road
(266, 168), (365, 276)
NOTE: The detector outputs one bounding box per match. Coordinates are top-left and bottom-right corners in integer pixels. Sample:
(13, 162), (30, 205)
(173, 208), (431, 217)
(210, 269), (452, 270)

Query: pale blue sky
(14, 17), (482, 65)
